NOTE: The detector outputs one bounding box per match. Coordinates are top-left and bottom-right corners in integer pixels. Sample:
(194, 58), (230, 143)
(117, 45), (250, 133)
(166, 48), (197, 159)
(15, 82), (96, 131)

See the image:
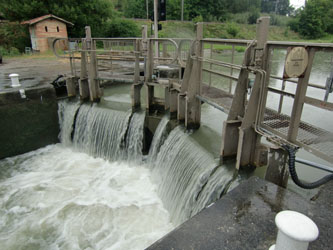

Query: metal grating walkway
(201, 86), (333, 162)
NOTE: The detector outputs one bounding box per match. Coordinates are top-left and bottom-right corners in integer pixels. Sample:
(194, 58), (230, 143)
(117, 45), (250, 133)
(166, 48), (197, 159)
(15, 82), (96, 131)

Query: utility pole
(181, 0), (184, 21)
(154, 0), (158, 57)
(146, 0), (149, 20)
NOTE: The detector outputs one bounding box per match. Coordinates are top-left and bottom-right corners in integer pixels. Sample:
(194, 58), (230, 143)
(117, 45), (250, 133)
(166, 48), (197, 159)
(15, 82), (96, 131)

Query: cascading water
(147, 115), (169, 165)
(0, 99), (236, 249)
(57, 100), (80, 146)
(150, 126), (234, 225)
(72, 103), (132, 161)
(125, 112), (145, 163)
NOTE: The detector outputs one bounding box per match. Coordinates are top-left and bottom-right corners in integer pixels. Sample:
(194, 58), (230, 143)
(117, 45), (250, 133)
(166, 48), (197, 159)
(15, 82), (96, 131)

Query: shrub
(0, 22), (30, 53)
(192, 15), (203, 24)
(105, 18), (140, 38)
(0, 46), (21, 56)
(226, 22), (240, 38)
(248, 9), (260, 24)
(269, 13), (290, 27)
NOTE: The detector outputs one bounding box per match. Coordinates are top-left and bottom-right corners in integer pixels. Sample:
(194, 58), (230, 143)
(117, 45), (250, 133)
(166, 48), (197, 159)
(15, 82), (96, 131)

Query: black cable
(282, 145), (333, 189)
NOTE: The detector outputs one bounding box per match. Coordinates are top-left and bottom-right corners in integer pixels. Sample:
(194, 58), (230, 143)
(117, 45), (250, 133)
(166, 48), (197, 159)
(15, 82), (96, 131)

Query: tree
(290, 0), (333, 38)
(0, 0), (114, 37)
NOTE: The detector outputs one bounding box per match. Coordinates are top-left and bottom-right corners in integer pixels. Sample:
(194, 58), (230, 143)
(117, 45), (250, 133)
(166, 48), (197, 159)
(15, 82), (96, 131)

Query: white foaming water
(126, 112), (145, 163)
(0, 145), (173, 250)
(57, 100), (80, 146)
(147, 115), (169, 166)
(0, 100), (236, 249)
(72, 104), (132, 161)
(151, 126), (233, 225)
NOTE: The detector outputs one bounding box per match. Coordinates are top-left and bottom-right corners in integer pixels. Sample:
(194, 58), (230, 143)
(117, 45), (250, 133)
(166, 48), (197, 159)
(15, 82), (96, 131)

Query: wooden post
(185, 22), (203, 129)
(79, 37), (90, 100)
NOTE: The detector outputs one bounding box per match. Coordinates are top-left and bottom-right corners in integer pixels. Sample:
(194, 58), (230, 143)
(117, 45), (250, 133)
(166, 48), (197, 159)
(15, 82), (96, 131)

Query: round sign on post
(284, 47), (309, 78)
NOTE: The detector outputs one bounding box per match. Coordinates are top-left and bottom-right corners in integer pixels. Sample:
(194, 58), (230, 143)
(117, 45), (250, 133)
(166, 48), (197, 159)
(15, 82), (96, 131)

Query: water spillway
(0, 100), (235, 249)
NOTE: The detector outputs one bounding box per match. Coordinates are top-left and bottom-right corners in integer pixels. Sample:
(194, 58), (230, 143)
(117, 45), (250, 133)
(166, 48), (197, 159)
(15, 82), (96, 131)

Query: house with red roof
(22, 14), (74, 52)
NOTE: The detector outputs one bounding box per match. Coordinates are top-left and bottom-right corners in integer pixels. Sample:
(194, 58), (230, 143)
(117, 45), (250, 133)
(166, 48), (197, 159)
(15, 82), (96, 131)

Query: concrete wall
(0, 86), (59, 159)
(30, 19), (68, 52)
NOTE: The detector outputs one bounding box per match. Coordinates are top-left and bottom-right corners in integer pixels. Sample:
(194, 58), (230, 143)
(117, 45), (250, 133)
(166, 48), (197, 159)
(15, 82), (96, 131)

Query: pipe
(282, 145), (333, 189)
(295, 158), (333, 174)
(196, 95), (227, 113)
(269, 210), (319, 250)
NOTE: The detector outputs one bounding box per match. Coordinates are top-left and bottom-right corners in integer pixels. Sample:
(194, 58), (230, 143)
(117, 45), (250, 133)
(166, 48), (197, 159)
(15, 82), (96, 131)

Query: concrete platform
(147, 176), (332, 250)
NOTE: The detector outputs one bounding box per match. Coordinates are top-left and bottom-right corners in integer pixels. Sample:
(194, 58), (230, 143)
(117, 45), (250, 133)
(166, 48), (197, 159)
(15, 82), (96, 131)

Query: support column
(88, 39), (101, 102)
(264, 148), (289, 188)
(169, 88), (178, 119)
(287, 48), (316, 142)
(79, 37), (89, 100)
(131, 83), (143, 112)
(178, 93), (186, 123)
(235, 17), (270, 169)
(66, 76), (77, 97)
(185, 22), (203, 129)
(220, 30), (254, 162)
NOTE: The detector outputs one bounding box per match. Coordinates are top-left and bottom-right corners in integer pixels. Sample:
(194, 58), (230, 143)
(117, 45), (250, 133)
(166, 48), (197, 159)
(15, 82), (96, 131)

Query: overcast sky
(290, 0), (305, 9)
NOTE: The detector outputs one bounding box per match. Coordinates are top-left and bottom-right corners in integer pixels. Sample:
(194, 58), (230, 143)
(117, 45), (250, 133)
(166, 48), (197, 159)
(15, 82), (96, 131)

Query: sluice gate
(53, 17), (333, 187)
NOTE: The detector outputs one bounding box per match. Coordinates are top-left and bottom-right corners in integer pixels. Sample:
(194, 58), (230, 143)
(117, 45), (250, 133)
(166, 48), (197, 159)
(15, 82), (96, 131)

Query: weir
(52, 17), (333, 188)
(58, 99), (234, 226)
(0, 16), (333, 250)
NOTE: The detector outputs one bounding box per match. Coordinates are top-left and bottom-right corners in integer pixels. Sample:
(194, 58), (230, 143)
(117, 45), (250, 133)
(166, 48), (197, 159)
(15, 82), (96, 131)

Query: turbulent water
(0, 99), (235, 249)
(0, 146), (173, 250)
(150, 126), (234, 224)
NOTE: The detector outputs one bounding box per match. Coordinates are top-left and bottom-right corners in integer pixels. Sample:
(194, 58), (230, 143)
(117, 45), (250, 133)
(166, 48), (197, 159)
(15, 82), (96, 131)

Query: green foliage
(248, 9), (260, 24)
(105, 19), (140, 37)
(0, 0), (114, 37)
(0, 22), (30, 52)
(290, 0), (333, 39)
(225, 22), (239, 38)
(268, 13), (290, 26)
(124, 0), (152, 19)
(0, 46), (21, 56)
(192, 15), (203, 24)
(226, 0), (261, 13)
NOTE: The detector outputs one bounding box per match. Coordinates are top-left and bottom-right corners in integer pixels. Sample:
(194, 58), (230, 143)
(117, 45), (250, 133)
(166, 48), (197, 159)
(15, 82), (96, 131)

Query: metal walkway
(201, 85), (333, 163)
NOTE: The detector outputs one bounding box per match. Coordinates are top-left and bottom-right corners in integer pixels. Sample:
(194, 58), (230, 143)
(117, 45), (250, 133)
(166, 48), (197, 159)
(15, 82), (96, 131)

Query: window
(57, 26), (59, 32)
(45, 26), (48, 32)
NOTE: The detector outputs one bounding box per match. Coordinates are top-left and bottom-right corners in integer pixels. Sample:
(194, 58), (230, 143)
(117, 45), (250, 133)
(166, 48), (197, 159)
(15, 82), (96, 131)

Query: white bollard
(269, 210), (319, 250)
(9, 73), (21, 87)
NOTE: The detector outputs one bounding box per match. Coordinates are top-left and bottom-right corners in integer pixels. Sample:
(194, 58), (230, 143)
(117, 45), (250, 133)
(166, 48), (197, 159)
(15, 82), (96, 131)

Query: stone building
(22, 14), (73, 52)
